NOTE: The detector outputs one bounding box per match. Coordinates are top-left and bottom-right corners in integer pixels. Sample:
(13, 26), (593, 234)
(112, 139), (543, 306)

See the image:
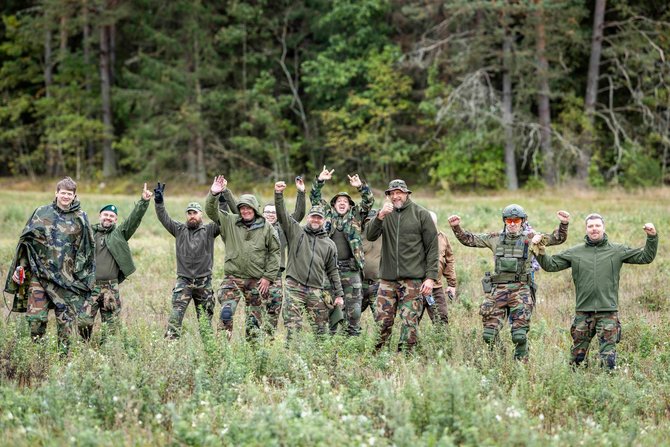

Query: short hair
(585, 213), (605, 224)
(263, 203), (275, 212)
(56, 176), (77, 193)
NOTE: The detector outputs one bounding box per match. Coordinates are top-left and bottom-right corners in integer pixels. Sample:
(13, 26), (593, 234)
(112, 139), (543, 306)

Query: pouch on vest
(497, 257), (519, 273)
(481, 273), (493, 294)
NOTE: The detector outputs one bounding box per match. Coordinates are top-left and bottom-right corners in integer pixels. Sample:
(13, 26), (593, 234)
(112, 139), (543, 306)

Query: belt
(95, 278), (118, 285)
(490, 273), (531, 284)
(364, 278), (378, 285)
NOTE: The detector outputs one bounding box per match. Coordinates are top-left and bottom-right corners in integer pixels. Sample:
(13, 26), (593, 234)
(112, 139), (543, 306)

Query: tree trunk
(534, 0), (556, 186)
(44, 19), (56, 176)
(82, 0), (96, 165)
(579, 0), (606, 181)
(502, 24), (518, 190)
(100, 23), (117, 177)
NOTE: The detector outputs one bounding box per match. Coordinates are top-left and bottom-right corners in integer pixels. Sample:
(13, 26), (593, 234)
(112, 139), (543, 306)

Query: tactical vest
(490, 231), (531, 284)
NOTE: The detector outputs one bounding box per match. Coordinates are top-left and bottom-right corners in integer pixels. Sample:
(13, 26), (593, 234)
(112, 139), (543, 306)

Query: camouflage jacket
(5, 199), (95, 296)
(309, 178), (374, 271)
(451, 222), (568, 281)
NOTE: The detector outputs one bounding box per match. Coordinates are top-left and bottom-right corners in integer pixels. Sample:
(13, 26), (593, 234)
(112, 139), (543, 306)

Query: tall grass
(1, 187), (669, 445)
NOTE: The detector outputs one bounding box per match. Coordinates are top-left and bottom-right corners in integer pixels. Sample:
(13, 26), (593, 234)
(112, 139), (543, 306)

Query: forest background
(1, 0), (669, 191)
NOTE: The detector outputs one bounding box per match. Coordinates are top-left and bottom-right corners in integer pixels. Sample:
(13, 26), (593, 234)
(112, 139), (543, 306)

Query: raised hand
(557, 210), (570, 224)
(348, 174), (362, 188)
(447, 215), (461, 227)
(317, 165), (335, 182)
(377, 201), (394, 219)
(142, 182), (153, 201)
(643, 223), (656, 236)
(295, 176), (305, 192)
(275, 181), (287, 193)
(154, 182), (166, 203)
(210, 175), (227, 194)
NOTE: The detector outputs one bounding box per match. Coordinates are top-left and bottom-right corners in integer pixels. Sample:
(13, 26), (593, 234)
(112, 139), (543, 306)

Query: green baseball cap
(186, 202), (202, 212)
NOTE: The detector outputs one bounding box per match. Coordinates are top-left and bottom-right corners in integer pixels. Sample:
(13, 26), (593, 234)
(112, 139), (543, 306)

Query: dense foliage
(0, 1), (669, 189)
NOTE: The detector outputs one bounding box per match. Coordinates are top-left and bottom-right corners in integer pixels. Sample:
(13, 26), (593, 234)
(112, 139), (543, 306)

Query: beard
(187, 219), (201, 229)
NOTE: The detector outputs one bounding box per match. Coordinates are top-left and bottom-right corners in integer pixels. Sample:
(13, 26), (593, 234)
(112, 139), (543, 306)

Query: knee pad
(220, 306), (233, 322)
(512, 329), (527, 345)
(482, 327), (497, 344)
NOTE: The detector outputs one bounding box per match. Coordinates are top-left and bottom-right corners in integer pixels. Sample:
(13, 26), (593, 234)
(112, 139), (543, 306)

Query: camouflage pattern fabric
(283, 277), (330, 338)
(340, 270), (362, 335)
(26, 278), (92, 351)
(570, 311), (621, 369)
(419, 286), (449, 326)
(166, 275), (214, 339)
(479, 283), (533, 360)
(361, 278), (379, 317)
(5, 200), (95, 298)
(80, 279), (121, 339)
(216, 274), (264, 341)
(265, 278), (284, 334)
(374, 279), (424, 351)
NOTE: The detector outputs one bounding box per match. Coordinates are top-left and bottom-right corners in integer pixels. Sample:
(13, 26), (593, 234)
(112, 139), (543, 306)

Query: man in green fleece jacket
(533, 213), (657, 369)
(155, 183), (221, 339)
(275, 181), (344, 339)
(79, 183), (153, 340)
(206, 175), (281, 341)
(366, 179), (439, 352)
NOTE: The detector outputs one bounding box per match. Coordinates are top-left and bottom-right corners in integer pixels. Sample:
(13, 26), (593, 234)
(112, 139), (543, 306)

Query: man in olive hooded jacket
(275, 181), (344, 338)
(533, 213), (657, 369)
(366, 179), (438, 351)
(79, 183), (153, 340)
(206, 175), (281, 341)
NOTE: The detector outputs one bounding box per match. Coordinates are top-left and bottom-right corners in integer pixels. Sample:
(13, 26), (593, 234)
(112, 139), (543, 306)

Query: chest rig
(490, 231), (531, 284)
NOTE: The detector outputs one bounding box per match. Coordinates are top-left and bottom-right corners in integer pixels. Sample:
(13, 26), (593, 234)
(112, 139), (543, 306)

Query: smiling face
(99, 210), (118, 228)
(307, 214), (324, 230)
(387, 189), (409, 209)
(586, 217), (605, 241)
(263, 205), (277, 224)
(55, 189), (76, 210)
(239, 205), (255, 222)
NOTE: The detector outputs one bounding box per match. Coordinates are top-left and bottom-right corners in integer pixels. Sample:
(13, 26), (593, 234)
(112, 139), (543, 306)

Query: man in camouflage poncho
(5, 177), (95, 352)
(310, 165), (373, 336)
(448, 205), (570, 360)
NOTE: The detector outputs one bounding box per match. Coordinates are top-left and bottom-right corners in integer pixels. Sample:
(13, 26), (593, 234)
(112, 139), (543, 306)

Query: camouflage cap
(385, 179), (412, 195)
(99, 204), (118, 215)
(330, 192), (355, 207)
(186, 202), (203, 212)
(308, 205), (326, 217)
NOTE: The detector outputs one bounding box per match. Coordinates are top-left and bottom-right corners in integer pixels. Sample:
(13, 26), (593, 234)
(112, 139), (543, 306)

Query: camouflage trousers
(419, 286), (449, 326)
(283, 277), (330, 338)
(80, 279), (121, 340)
(570, 311), (621, 369)
(166, 276), (214, 339)
(265, 277), (284, 334)
(329, 270), (362, 336)
(374, 279), (424, 351)
(26, 278), (92, 351)
(361, 278), (379, 317)
(217, 275), (264, 341)
(479, 282), (532, 360)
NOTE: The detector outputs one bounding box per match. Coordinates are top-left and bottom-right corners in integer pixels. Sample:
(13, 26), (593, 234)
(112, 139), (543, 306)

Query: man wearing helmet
(448, 205), (570, 360)
(309, 165), (374, 336)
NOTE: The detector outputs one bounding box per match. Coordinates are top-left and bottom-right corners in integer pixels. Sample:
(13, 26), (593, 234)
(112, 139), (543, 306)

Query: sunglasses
(504, 217), (522, 225)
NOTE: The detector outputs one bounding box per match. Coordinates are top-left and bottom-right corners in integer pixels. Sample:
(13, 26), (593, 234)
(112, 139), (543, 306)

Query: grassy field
(0, 186), (669, 446)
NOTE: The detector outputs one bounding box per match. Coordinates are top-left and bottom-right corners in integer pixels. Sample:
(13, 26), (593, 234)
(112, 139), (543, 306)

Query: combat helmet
(502, 204), (527, 222)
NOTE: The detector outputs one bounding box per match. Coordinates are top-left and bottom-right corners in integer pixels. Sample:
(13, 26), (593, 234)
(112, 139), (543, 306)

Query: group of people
(4, 174), (658, 369)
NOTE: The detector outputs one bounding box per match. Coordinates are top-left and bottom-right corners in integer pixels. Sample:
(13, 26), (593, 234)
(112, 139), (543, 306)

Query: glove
(154, 182), (166, 204)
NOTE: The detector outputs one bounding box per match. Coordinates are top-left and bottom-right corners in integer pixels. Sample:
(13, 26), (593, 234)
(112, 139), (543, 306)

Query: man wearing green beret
(80, 183), (153, 340)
